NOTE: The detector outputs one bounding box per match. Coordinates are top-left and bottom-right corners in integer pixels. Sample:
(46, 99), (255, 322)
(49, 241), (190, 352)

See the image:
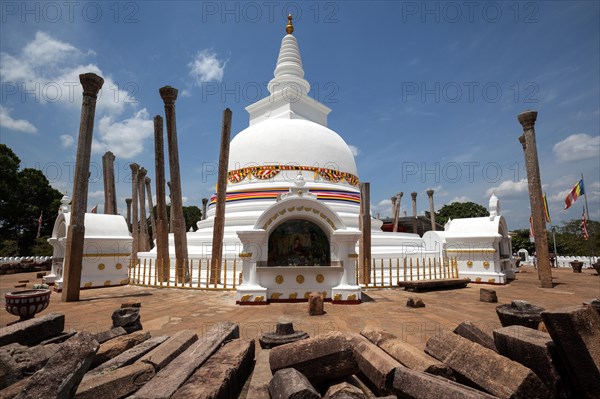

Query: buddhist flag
(36, 211), (43, 239)
(582, 208), (589, 240)
(564, 179), (585, 210)
(91, 204), (98, 214)
(543, 193), (551, 223)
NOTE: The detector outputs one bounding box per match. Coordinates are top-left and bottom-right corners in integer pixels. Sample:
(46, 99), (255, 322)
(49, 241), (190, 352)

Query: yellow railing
(356, 256), (459, 288)
(128, 258), (238, 291)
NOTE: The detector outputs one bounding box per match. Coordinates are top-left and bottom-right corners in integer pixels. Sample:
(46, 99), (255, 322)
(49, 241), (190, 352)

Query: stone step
(75, 362), (155, 399)
(0, 312), (65, 347)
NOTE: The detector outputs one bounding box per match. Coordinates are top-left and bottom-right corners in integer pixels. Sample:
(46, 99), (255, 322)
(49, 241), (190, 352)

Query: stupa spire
(267, 14), (310, 95)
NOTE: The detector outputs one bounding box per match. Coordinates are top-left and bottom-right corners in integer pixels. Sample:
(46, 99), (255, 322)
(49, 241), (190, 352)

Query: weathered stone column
(129, 163), (140, 267)
(518, 110), (552, 288)
(137, 167), (149, 252)
(61, 72), (104, 302)
(102, 151), (117, 215)
(211, 108), (232, 285)
(153, 115), (170, 282)
(411, 192), (418, 234)
(359, 182), (371, 284)
(145, 176), (157, 246)
(427, 189), (436, 231)
(167, 181), (174, 234)
(160, 86), (188, 282)
(125, 198), (132, 231)
(393, 192), (402, 232)
(202, 198), (208, 220)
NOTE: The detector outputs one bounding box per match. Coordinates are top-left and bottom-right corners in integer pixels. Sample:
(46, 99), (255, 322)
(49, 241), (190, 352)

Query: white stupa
(138, 16), (439, 302)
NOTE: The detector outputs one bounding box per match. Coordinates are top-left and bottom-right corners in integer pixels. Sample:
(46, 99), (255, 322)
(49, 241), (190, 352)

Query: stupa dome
(228, 118), (358, 177)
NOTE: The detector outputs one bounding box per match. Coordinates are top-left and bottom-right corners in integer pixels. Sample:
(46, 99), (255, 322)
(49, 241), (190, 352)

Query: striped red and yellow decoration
(209, 188), (361, 206)
(227, 165), (360, 187)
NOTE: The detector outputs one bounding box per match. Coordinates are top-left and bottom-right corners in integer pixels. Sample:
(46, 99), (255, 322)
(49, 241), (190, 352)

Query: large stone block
(496, 300), (544, 329)
(425, 332), (551, 399)
(350, 335), (400, 395)
(360, 327), (454, 380)
(454, 321), (497, 352)
(0, 343), (59, 389)
(111, 307), (142, 333)
(139, 329), (198, 371)
(0, 312), (64, 347)
(493, 325), (566, 398)
(132, 322), (239, 399)
(269, 368), (320, 399)
(14, 332), (99, 399)
(392, 365), (498, 399)
(245, 349), (272, 399)
(93, 327), (127, 344)
(309, 292), (324, 315)
(541, 305), (600, 399)
(171, 339), (255, 399)
(92, 330), (150, 368)
(269, 331), (358, 385)
(323, 381), (368, 399)
(75, 362), (155, 399)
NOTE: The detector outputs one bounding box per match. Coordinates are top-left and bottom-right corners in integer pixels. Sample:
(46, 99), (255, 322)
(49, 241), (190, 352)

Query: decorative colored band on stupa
(228, 165), (360, 187)
(209, 188), (360, 206)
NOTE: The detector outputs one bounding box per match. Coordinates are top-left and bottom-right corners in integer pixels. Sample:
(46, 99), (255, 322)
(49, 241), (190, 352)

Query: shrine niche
(268, 219), (330, 266)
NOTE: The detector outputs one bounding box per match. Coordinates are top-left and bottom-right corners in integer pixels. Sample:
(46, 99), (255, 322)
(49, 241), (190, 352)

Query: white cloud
(0, 106), (37, 133)
(59, 134), (75, 148)
(485, 178), (528, 198)
(189, 50), (225, 84)
(348, 145), (360, 157)
(450, 196), (471, 203)
(92, 108), (153, 159)
(553, 133), (600, 163)
(88, 190), (104, 199)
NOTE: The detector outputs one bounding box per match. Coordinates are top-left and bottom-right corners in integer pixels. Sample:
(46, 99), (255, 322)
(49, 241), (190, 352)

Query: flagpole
(581, 173), (595, 261)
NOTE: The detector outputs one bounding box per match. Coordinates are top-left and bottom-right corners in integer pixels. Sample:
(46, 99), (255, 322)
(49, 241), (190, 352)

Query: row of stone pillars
(390, 190), (437, 233)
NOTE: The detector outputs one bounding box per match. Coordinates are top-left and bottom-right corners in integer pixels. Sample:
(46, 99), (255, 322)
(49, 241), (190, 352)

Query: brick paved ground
(1, 266), (598, 350)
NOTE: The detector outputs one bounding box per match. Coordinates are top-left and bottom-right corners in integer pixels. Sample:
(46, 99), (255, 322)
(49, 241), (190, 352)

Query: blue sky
(1, 1), (598, 230)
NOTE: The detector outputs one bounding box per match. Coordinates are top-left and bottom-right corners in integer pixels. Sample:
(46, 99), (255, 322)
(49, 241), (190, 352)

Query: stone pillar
(202, 198), (208, 220)
(153, 115), (170, 282)
(411, 192), (418, 234)
(427, 189), (436, 231)
(125, 198), (132, 231)
(61, 72), (104, 302)
(160, 86), (188, 282)
(167, 181), (174, 234)
(137, 167), (149, 252)
(359, 182), (371, 284)
(102, 151), (117, 215)
(145, 176), (157, 246)
(211, 108), (233, 285)
(393, 192), (402, 232)
(129, 163), (140, 267)
(518, 110), (553, 288)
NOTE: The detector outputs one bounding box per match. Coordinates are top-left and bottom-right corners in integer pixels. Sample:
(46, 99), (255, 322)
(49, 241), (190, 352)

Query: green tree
(430, 201), (489, 226)
(0, 144), (63, 255)
(510, 229), (535, 253)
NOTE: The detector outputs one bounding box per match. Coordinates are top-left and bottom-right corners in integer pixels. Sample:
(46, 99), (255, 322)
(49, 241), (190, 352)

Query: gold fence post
(416, 258), (420, 280)
(166, 259), (170, 287)
(403, 258), (407, 282)
(233, 258), (237, 289)
(205, 258), (210, 288)
(428, 258), (432, 280)
(197, 258), (202, 288)
(409, 258), (413, 281)
(189, 259), (193, 288)
(223, 259), (228, 289)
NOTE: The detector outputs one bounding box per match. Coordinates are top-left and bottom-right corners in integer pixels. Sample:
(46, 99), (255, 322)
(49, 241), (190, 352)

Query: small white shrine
(423, 194), (516, 284)
(45, 195), (132, 290)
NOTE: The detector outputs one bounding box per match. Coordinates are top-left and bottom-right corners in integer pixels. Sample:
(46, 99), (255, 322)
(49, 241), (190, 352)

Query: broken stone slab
(496, 300), (545, 329)
(138, 329), (198, 371)
(14, 332), (99, 399)
(269, 331), (358, 385)
(309, 292), (325, 315)
(92, 330), (150, 368)
(245, 349), (272, 399)
(406, 297), (425, 308)
(259, 322), (309, 349)
(392, 365), (499, 399)
(0, 312), (65, 347)
(480, 288), (498, 303)
(585, 298), (600, 316)
(75, 362), (155, 399)
(323, 381), (367, 398)
(453, 321), (497, 352)
(94, 326), (127, 344)
(171, 339), (255, 399)
(0, 377), (30, 399)
(350, 334), (400, 396)
(360, 327), (454, 380)
(39, 331), (76, 345)
(493, 325), (566, 398)
(269, 368), (320, 399)
(541, 305), (600, 399)
(84, 335), (169, 379)
(0, 342), (59, 389)
(131, 321), (238, 399)
(111, 307), (142, 333)
(425, 332), (552, 399)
